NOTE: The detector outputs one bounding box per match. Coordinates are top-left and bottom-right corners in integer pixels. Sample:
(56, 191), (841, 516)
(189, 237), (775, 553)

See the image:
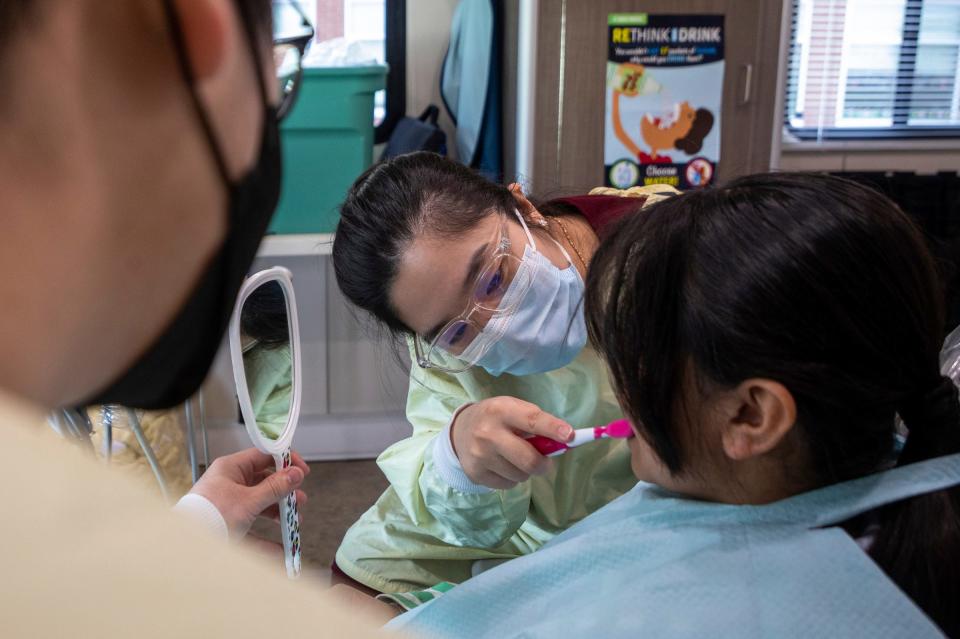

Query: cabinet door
(532, 0), (784, 191)
(325, 258), (411, 415)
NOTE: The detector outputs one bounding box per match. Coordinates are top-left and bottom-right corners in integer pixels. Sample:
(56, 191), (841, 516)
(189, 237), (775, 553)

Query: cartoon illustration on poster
(604, 14), (724, 189)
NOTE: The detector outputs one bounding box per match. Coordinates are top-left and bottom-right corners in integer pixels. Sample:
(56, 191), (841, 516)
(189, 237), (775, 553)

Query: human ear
(169, 0), (232, 81)
(508, 184), (547, 227)
(718, 379), (797, 461)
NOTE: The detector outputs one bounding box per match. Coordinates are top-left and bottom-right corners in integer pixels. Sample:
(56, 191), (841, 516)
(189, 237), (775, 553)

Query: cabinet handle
(739, 63), (753, 106)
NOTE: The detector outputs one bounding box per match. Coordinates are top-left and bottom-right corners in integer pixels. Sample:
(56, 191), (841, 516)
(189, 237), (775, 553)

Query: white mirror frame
(228, 266), (303, 456)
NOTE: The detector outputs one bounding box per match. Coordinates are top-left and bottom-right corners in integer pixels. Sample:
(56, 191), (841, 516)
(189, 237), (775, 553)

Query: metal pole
(199, 390), (210, 474)
(125, 408), (170, 502)
(184, 398), (199, 484)
(64, 409), (95, 454)
(101, 405), (114, 464)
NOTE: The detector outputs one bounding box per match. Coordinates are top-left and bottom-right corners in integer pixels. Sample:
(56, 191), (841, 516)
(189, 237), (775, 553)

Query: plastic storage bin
(269, 64), (387, 234)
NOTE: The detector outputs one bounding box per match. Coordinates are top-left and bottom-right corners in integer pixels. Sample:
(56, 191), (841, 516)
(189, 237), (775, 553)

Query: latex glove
(451, 396), (574, 489)
(189, 448), (309, 539)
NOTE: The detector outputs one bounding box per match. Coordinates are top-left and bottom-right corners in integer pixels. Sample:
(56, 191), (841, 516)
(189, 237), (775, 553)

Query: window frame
(374, 0), (407, 145)
(784, 0), (960, 142)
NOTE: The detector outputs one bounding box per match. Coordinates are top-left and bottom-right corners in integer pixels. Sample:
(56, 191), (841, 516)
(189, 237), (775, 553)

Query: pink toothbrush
(527, 419), (634, 457)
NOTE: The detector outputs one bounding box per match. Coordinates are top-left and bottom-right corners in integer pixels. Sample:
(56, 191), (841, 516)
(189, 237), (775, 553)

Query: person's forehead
(389, 217), (502, 334)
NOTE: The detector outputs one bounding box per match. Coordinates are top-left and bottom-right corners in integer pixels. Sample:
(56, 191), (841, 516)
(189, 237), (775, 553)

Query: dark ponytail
(584, 172), (960, 635)
(898, 377), (960, 466)
(872, 376), (960, 635)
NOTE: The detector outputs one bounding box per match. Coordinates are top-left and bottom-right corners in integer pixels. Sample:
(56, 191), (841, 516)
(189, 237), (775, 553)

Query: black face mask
(85, 2), (282, 409)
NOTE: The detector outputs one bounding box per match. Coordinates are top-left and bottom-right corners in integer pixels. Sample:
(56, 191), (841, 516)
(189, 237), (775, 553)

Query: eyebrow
(422, 241), (490, 342)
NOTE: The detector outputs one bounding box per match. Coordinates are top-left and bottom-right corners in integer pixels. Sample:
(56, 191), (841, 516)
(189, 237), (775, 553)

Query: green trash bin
(269, 64), (387, 234)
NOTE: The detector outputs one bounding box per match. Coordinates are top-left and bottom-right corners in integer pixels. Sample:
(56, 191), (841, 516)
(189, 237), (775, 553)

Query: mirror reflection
(239, 280), (293, 442)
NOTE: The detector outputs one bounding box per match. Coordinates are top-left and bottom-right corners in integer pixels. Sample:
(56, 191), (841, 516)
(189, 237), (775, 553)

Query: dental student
(330, 151), (676, 593)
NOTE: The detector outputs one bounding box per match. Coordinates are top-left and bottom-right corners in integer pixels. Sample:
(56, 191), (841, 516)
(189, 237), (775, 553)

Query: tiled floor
(250, 459), (388, 569)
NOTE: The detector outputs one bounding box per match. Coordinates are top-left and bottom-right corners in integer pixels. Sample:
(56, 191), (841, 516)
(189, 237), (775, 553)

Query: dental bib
(389, 453), (960, 638)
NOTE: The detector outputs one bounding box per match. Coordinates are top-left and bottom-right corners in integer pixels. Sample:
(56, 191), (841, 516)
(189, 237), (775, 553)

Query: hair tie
(897, 375), (960, 465)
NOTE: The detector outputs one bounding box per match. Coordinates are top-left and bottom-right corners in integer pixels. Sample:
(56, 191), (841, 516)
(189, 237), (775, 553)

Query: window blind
(785, 0), (960, 141)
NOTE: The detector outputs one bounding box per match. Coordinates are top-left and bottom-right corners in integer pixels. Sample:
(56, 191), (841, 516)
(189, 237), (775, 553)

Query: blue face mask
(460, 222), (588, 377)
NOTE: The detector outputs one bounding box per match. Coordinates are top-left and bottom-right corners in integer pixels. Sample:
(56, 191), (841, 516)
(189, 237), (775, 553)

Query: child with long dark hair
(384, 173), (960, 637)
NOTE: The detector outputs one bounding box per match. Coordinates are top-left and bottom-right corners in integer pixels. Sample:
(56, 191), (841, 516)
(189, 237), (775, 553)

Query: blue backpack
(382, 105), (447, 159)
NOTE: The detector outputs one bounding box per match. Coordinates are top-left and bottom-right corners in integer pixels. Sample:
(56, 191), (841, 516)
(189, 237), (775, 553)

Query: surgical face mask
(85, 2), (282, 409)
(459, 216), (588, 377)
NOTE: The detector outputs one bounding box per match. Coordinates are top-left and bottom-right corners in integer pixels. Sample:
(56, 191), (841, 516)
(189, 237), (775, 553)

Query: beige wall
(405, 0), (960, 178)
(405, 0), (459, 160)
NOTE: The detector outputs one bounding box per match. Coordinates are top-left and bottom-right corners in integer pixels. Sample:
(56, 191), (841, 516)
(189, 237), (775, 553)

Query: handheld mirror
(228, 266), (302, 578)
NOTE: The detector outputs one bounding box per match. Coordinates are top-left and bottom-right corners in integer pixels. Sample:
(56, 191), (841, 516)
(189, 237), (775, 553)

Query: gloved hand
(450, 397), (574, 489)
(189, 448), (309, 539)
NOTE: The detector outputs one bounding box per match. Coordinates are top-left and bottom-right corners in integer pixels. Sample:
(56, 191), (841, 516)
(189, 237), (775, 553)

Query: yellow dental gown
(335, 342), (635, 592)
(243, 341), (293, 440)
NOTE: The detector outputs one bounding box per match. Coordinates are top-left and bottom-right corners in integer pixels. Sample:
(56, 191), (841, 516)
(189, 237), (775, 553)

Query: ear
(170, 0), (232, 81)
(508, 184), (547, 227)
(718, 379), (797, 461)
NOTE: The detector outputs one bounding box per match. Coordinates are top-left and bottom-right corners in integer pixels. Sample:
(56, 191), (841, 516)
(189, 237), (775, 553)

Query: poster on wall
(604, 13), (724, 190)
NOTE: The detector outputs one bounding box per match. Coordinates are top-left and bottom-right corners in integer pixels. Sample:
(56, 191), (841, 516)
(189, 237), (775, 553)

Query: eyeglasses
(273, 1), (314, 120)
(413, 212), (539, 373)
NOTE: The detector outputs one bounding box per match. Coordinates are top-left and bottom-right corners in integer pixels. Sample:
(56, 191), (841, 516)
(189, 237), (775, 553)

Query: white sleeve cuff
(431, 403), (494, 495)
(173, 493), (229, 540)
